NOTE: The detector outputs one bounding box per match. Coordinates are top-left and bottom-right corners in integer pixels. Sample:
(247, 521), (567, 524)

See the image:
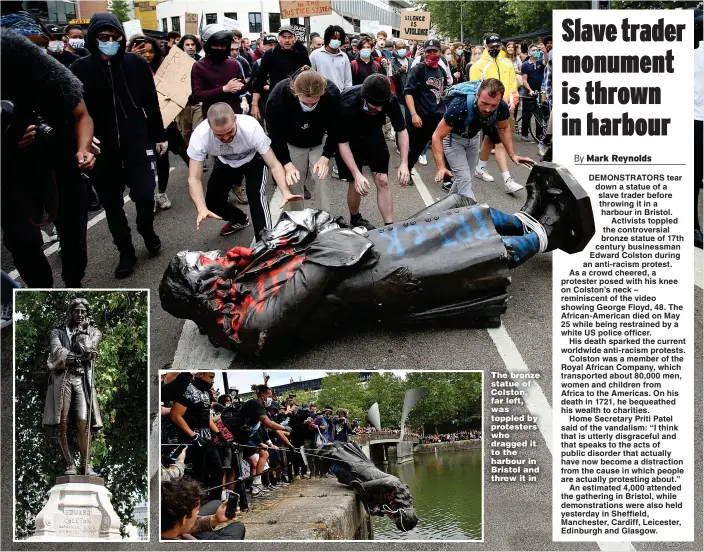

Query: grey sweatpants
(443, 133), (482, 199)
(284, 142), (331, 213)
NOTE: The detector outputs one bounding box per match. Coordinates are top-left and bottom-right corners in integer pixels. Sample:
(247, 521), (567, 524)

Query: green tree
(14, 291), (148, 539)
(365, 373), (405, 428)
(419, 0), (697, 43)
(420, 0), (517, 43)
(405, 372), (482, 434)
(318, 372), (369, 421)
(110, 0), (131, 23)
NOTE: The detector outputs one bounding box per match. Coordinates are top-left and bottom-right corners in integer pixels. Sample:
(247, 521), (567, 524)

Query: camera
(1, 100), (53, 143)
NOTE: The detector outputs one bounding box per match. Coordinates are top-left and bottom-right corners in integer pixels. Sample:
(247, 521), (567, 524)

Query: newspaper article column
(552, 10), (694, 542)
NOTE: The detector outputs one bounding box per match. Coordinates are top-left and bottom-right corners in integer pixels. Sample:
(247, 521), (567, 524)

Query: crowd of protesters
(419, 430), (482, 444)
(0, 5), (552, 306)
(160, 372), (387, 540)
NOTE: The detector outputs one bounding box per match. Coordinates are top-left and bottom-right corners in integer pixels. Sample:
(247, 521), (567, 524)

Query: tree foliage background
(317, 372), (482, 434)
(14, 291), (148, 539)
(109, 0), (132, 23)
(419, 1), (701, 43)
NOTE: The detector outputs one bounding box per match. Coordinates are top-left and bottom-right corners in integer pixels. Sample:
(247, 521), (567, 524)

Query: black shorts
(483, 127), (501, 145)
(335, 133), (390, 180)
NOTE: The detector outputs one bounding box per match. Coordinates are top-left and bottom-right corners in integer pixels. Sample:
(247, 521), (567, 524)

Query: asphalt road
(1, 131), (701, 551)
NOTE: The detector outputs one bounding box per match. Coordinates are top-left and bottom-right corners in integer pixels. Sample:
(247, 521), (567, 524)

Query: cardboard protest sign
(122, 20), (143, 40)
(222, 17), (240, 30)
(153, 47), (196, 125)
(280, 1), (332, 19)
(184, 13), (198, 35)
(400, 10), (431, 41)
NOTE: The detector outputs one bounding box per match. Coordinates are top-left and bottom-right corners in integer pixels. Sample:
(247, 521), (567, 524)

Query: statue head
(65, 298), (90, 327)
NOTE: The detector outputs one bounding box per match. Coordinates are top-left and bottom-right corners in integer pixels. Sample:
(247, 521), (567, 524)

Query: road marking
(410, 168), (636, 552)
(7, 167), (178, 281)
(410, 168), (437, 206)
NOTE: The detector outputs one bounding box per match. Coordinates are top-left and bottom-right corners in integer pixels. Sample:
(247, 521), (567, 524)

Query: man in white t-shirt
(187, 103), (302, 238)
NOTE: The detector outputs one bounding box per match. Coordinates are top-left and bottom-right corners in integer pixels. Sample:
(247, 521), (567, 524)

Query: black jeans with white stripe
(205, 155), (271, 240)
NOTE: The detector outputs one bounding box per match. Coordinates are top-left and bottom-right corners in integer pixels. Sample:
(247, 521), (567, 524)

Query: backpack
(444, 80), (498, 127)
(351, 58), (381, 77)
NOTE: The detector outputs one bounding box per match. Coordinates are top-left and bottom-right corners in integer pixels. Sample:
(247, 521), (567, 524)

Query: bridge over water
(352, 434), (420, 465)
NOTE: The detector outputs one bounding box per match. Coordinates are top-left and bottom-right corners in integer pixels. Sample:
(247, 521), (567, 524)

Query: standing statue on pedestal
(42, 298), (103, 476)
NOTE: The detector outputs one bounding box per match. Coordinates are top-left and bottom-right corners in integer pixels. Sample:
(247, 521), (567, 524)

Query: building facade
(155, 0), (410, 40)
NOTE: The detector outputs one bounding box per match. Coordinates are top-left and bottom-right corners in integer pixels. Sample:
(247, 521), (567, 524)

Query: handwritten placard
(400, 10), (431, 41)
(184, 12), (198, 35)
(154, 47), (196, 125)
(280, 0), (332, 19)
(122, 19), (143, 41)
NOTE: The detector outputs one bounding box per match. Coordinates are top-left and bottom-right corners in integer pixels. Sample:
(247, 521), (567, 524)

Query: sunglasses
(97, 33), (122, 42)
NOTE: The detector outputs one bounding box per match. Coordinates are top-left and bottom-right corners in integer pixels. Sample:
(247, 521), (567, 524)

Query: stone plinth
(28, 476), (121, 541)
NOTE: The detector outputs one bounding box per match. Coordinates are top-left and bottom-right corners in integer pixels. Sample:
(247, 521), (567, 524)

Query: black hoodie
(69, 13), (166, 164)
(252, 41), (310, 95)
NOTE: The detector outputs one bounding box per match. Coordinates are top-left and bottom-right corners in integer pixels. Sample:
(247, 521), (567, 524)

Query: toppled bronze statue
(160, 163), (594, 358)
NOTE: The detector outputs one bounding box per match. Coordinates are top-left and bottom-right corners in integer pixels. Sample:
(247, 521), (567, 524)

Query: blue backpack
(444, 80), (498, 127)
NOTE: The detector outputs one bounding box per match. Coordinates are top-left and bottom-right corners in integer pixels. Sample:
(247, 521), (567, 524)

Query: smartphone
(169, 444), (187, 462)
(225, 491), (240, 519)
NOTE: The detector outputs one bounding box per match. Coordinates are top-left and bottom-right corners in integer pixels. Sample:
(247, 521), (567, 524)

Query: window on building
(224, 12), (237, 20)
(162, 18), (167, 32)
(268, 13), (280, 32)
(290, 18), (299, 25)
(205, 13), (217, 25)
(171, 16), (180, 33)
(248, 12), (262, 33)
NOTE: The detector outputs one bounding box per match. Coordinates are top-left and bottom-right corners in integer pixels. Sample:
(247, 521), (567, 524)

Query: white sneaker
(474, 167), (495, 182)
(504, 177), (524, 194)
(331, 165), (339, 178)
(418, 154), (428, 166)
(537, 143), (549, 157)
(155, 192), (172, 210)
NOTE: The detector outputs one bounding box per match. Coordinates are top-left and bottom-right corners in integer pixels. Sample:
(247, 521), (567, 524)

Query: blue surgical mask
(445, 55), (452, 61)
(299, 99), (318, 112)
(98, 40), (120, 57)
(456, 49), (464, 56)
(360, 48), (371, 59)
(329, 39), (341, 49)
(397, 48), (407, 57)
(362, 100), (369, 112)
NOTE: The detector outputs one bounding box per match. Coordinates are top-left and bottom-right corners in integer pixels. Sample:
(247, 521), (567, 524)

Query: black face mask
(488, 49), (500, 58)
(193, 377), (212, 391)
(209, 48), (229, 62)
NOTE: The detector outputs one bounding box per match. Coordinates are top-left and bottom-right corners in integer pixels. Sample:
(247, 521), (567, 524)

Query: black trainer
(115, 249), (137, 279)
(143, 231), (162, 254)
(350, 215), (375, 230)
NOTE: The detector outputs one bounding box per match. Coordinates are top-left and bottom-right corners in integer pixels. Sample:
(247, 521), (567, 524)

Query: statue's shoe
(521, 163), (595, 253)
(85, 465), (98, 476)
(539, 190), (569, 252)
(64, 465), (77, 475)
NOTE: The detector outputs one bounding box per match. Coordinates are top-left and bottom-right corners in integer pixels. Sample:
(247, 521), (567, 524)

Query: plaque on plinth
(28, 475), (121, 541)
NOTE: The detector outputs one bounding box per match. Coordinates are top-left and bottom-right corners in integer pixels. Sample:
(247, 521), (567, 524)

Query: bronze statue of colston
(42, 298), (103, 476)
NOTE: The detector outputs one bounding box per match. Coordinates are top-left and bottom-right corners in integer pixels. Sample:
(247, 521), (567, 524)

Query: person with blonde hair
(266, 66), (341, 212)
(447, 42), (466, 84)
